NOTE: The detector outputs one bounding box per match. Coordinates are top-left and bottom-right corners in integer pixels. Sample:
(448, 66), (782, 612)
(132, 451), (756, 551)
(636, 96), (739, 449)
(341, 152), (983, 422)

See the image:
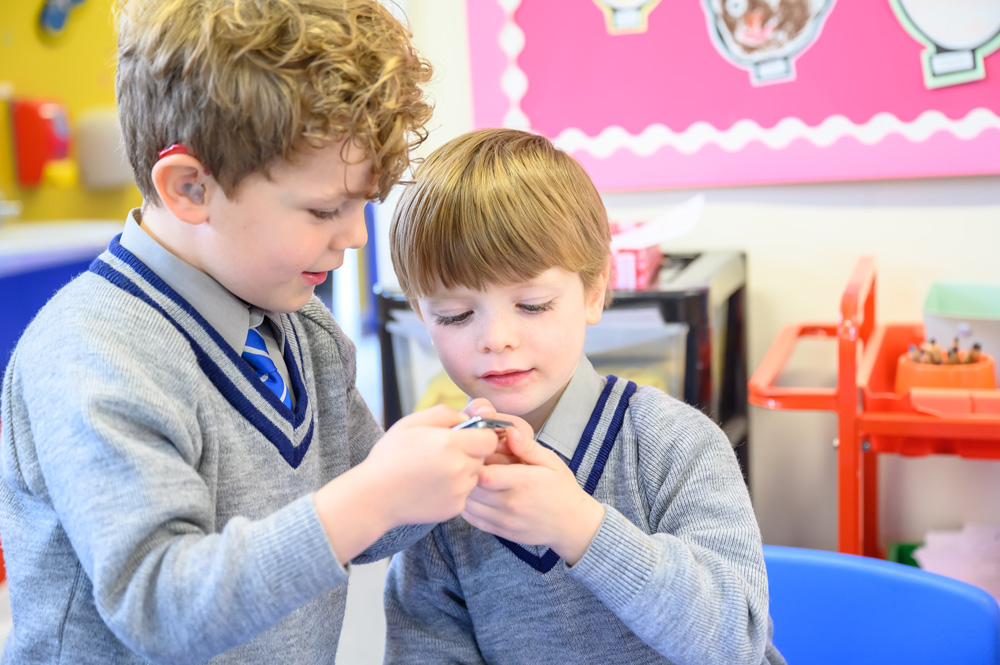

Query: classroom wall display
(889, 0), (1000, 89)
(704, 0), (835, 86)
(467, 0), (1000, 191)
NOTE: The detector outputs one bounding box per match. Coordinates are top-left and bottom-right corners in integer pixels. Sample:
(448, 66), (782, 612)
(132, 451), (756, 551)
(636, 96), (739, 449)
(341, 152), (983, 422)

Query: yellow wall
(0, 0), (141, 221)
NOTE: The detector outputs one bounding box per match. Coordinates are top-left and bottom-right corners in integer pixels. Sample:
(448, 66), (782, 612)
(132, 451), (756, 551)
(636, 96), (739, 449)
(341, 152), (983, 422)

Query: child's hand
(485, 415), (536, 465)
(461, 399), (535, 466)
(314, 405), (497, 564)
(461, 428), (605, 566)
(367, 405), (499, 526)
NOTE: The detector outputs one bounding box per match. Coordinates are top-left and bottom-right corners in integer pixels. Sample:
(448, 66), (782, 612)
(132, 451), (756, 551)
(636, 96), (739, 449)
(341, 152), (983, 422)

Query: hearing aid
(158, 143), (211, 175)
(181, 182), (205, 205)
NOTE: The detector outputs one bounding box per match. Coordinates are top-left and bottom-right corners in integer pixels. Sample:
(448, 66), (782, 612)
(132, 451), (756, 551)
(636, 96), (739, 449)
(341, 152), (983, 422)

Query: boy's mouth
(481, 369), (532, 387)
(302, 270), (329, 286)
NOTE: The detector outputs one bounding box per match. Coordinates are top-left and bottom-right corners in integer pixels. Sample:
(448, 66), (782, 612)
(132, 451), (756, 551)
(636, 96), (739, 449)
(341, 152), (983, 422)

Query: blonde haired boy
(386, 128), (786, 664)
(0, 2), (508, 663)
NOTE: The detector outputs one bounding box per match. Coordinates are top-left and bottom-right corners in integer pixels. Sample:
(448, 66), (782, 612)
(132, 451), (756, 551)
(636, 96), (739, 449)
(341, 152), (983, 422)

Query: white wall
(400, 0), (1000, 552)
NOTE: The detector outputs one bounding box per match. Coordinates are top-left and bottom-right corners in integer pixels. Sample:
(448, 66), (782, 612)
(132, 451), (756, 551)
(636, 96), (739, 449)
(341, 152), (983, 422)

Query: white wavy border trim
(498, 0), (530, 130)
(492, 2), (1000, 156)
(552, 108), (1000, 157)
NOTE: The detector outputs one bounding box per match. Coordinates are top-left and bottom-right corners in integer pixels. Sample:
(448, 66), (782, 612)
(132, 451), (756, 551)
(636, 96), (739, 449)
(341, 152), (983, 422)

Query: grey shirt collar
(118, 209), (284, 354)
(536, 356), (607, 461)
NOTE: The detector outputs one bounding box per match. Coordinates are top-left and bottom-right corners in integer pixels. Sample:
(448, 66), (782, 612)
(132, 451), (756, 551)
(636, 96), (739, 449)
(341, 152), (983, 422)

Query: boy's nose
(334, 203), (369, 251)
(479, 315), (518, 353)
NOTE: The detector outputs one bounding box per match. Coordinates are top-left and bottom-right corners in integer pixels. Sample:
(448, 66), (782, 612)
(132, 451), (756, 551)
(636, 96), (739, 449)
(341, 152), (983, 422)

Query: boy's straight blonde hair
(390, 128), (613, 307)
(115, 0), (432, 205)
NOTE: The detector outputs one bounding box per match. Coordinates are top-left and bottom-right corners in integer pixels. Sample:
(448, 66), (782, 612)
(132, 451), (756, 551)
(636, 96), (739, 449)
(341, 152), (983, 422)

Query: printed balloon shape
(890, 0), (1000, 89)
(702, 0), (836, 85)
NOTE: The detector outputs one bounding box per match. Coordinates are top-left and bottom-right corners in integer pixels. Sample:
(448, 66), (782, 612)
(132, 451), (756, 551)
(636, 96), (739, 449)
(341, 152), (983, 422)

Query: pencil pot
(923, 281), (1000, 386)
(895, 352), (996, 395)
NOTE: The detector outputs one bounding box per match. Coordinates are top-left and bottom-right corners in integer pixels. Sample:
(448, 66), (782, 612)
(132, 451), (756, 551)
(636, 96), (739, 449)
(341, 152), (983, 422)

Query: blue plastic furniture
(764, 545), (1000, 665)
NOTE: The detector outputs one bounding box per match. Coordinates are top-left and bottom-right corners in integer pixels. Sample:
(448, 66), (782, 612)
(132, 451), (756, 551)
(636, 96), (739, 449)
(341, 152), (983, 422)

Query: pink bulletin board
(466, 0), (1000, 192)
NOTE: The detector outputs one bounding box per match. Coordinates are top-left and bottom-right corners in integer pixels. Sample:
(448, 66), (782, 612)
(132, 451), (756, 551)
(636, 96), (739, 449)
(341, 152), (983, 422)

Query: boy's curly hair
(115, 0), (433, 204)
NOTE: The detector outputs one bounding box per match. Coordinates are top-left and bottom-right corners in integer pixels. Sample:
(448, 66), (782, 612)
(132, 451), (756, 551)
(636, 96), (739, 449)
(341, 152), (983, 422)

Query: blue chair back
(764, 545), (1000, 665)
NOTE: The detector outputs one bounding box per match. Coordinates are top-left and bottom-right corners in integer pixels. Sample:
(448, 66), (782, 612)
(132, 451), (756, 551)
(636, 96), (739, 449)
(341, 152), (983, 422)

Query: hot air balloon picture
(592, 0), (663, 34)
(889, 0), (1000, 89)
(702, 0), (836, 85)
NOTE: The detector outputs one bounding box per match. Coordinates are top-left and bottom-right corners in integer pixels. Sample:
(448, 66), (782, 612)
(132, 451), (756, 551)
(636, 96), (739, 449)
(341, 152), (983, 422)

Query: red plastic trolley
(748, 257), (1000, 556)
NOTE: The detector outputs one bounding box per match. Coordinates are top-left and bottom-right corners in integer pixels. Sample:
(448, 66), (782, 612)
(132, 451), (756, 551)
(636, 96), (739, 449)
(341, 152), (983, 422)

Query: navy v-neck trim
(89, 236), (314, 468)
(495, 375), (637, 573)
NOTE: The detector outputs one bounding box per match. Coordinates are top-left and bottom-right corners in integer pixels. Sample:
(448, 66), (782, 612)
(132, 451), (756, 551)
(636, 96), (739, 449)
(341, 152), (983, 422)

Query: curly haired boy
(0, 2), (508, 663)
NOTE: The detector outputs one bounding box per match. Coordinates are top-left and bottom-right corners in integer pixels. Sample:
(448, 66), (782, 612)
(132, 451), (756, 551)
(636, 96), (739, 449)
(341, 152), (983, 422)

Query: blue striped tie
(242, 326), (292, 409)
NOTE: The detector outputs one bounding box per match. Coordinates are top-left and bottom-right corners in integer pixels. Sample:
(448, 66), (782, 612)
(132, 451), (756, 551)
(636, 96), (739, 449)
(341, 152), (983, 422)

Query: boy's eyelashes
(519, 299), (555, 314)
(310, 208), (341, 220)
(309, 196), (371, 221)
(434, 311), (472, 326)
(431, 299), (557, 327)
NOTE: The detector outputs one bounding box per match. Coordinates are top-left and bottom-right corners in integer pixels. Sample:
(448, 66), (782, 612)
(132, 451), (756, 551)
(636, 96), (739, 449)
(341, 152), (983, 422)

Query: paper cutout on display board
(466, 0), (1000, 191)
(889, 0), (1000, 89)
(592, 0), (663, 35)
(702, 0), (835, 85)
(39, 0), (88, 37)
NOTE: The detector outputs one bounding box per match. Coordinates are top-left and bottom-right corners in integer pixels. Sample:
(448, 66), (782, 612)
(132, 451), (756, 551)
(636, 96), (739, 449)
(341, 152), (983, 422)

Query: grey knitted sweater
(384, 370), (785, 665)
(0, 237), (421, 664)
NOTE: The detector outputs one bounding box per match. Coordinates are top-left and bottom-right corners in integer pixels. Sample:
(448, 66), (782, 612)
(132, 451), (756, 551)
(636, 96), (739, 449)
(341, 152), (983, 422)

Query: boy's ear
(150, 154), (213, 224)
(585, 260), (612, 326)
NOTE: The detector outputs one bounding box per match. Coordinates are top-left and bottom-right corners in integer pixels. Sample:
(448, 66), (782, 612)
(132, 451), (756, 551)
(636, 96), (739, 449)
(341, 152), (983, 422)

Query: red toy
(12, 98), (71, 187)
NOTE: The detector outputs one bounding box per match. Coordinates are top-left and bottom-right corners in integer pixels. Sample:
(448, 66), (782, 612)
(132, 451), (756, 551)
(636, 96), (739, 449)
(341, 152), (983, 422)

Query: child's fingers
(465, 484), (497, 508)
(476, 460), (533, 490)
(504, 428), (561, 469)
(495, 435), (513, 455)
(461, 499), (507, 531)
(484, 431), (519, 464)
(494, 412), (534, 445)
(484, 452), (520, 465)
(463, 398), (496, 418)
(454, 428), (500, 459)
(398, 403), (467, 429)
(461, 507), (499, 535)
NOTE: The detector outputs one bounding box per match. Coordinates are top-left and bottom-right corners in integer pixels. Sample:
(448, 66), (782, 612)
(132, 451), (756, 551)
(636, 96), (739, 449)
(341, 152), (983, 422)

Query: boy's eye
(434, 311), (472, 326)
(310, 209), (341, 220)
(519, 300), (555, 314)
